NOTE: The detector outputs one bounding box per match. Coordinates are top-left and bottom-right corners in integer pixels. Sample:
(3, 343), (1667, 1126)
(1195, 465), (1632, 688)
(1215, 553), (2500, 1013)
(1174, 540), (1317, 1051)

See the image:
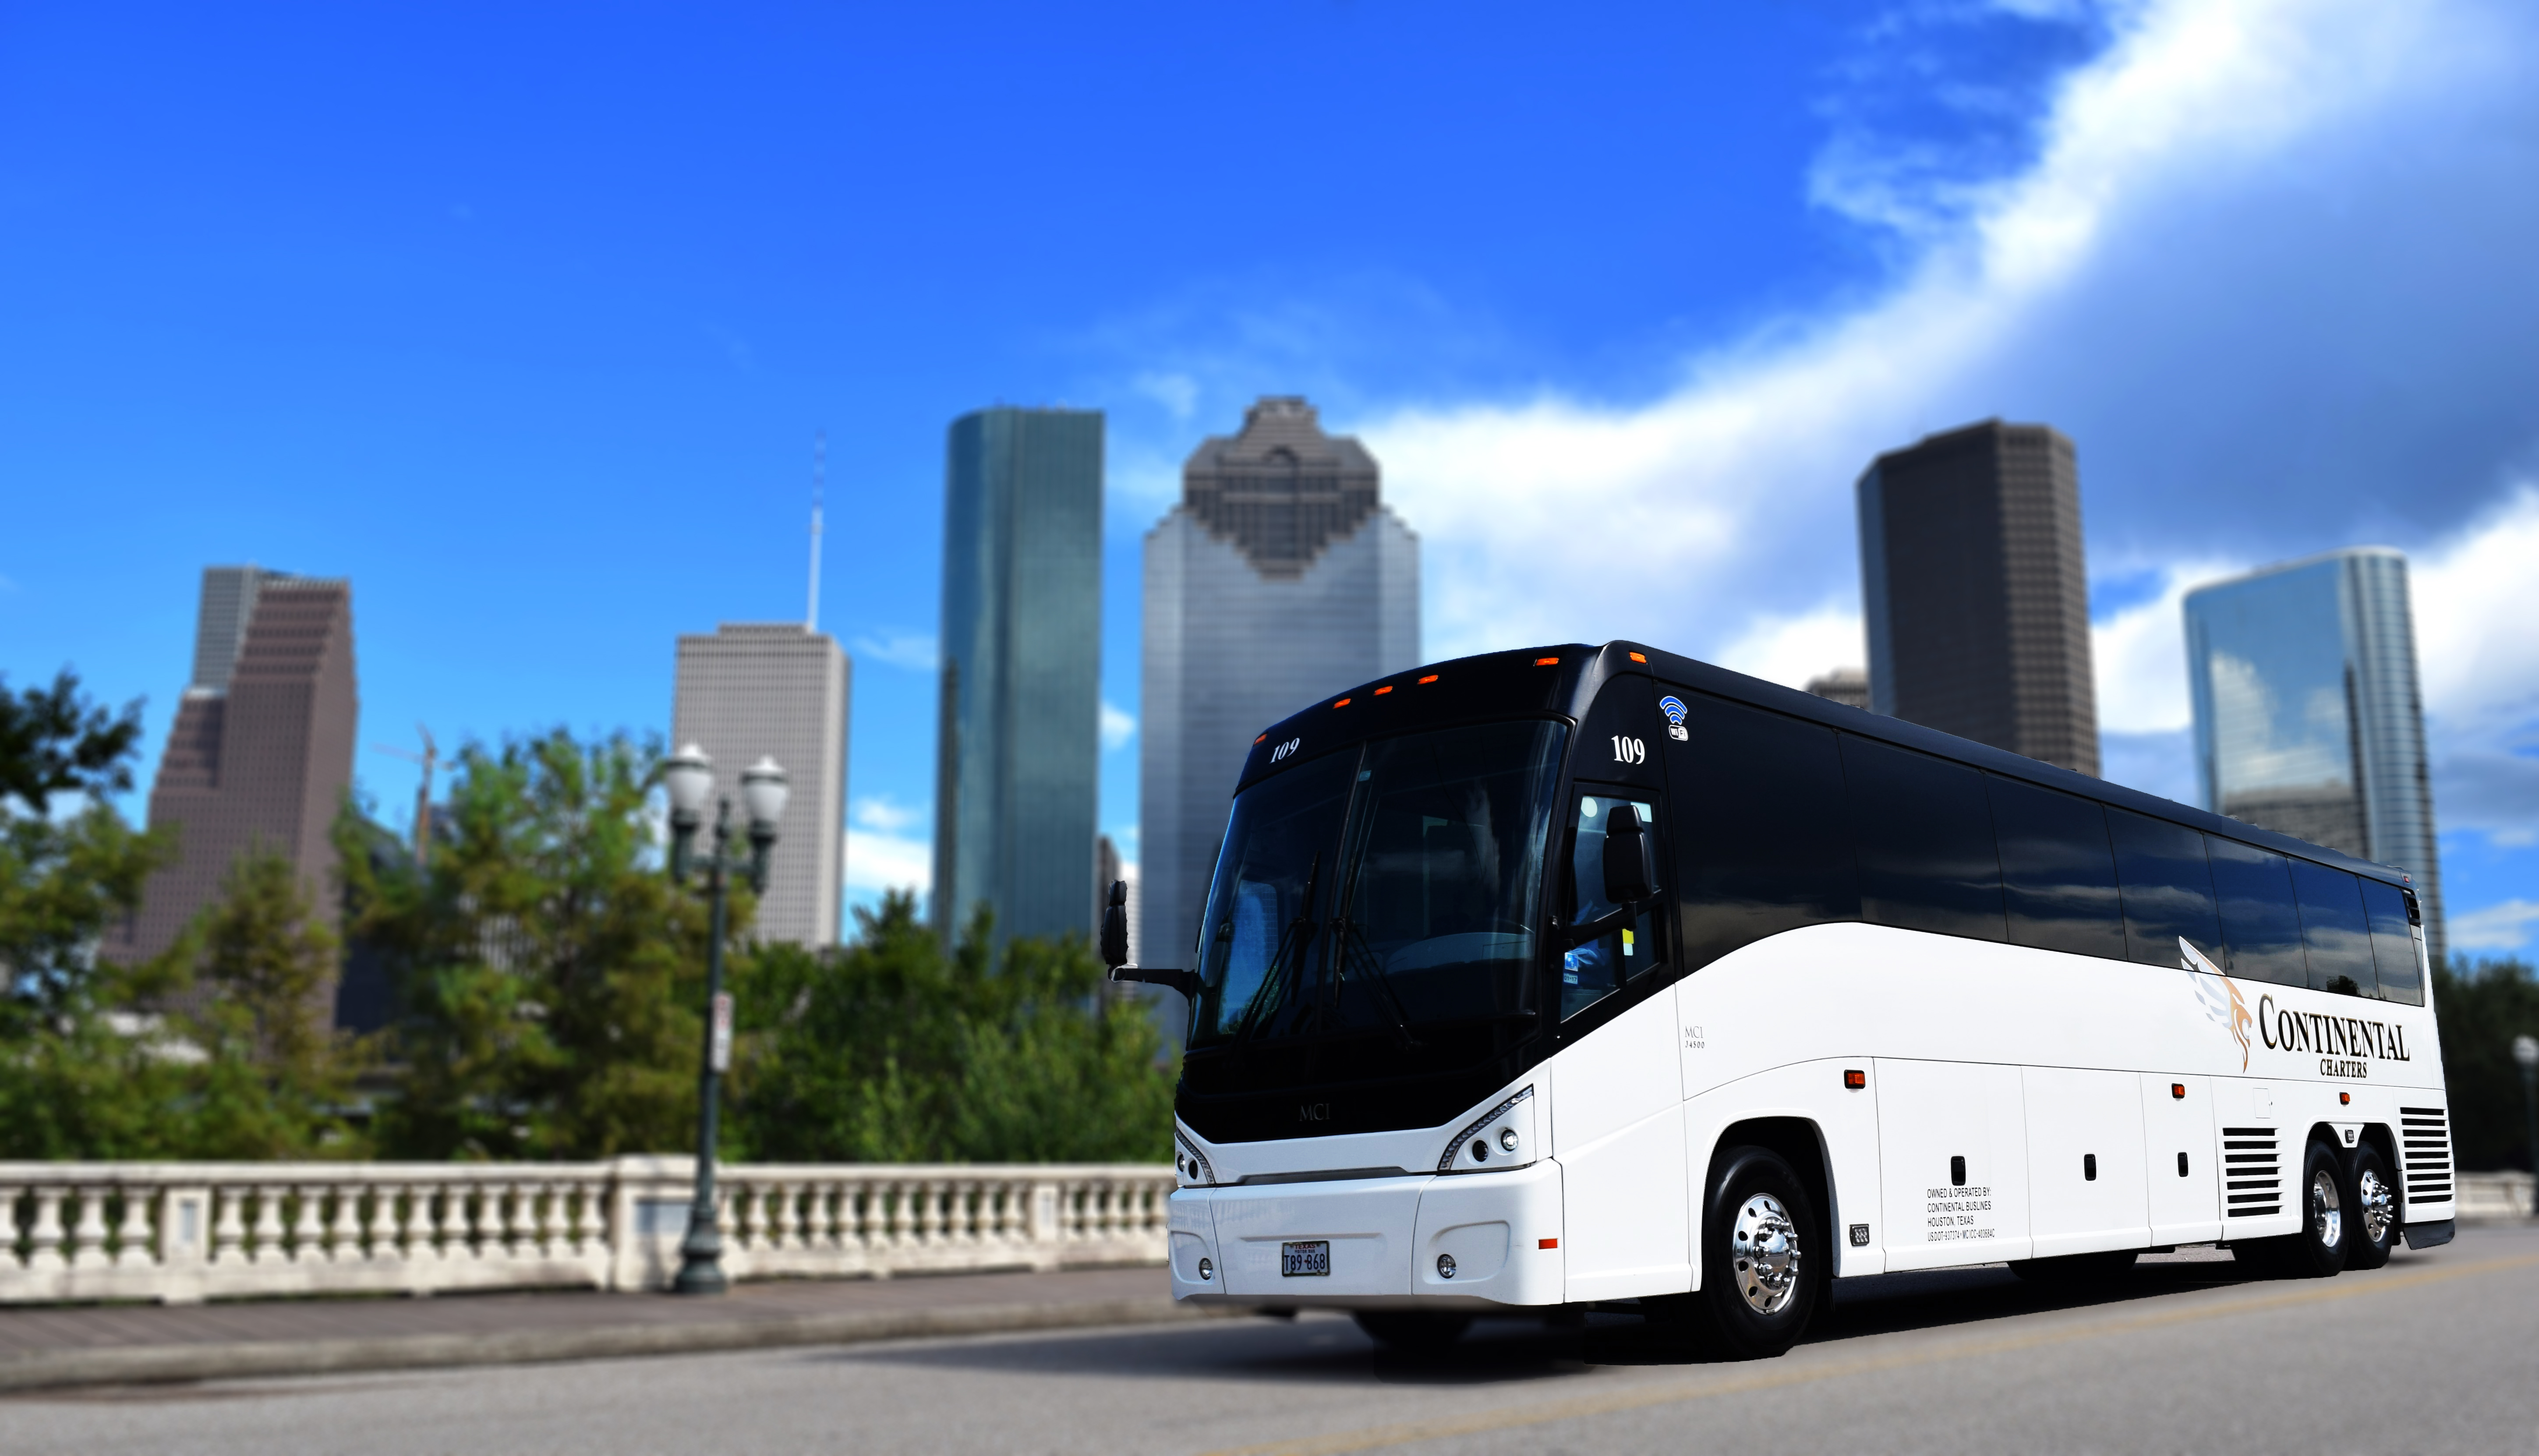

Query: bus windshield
(1187, 720), (1567, 1053)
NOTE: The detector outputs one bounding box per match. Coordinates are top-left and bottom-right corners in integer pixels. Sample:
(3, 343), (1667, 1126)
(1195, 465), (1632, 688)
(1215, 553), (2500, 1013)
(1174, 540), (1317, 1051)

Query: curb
(0, 1297), (1252, 1394)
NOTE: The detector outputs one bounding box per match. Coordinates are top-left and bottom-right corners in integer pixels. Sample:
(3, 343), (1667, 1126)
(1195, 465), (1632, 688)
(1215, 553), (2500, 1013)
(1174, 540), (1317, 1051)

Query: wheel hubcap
(2310, 1168), (2343, 1249)
(2357, 1167), (2393, 1246)
(1731, 1193), (1801, 1315)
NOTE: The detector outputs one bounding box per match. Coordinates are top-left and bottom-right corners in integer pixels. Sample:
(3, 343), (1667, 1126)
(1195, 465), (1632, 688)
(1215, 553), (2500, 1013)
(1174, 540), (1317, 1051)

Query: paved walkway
(0, 1265), (1208, 1392)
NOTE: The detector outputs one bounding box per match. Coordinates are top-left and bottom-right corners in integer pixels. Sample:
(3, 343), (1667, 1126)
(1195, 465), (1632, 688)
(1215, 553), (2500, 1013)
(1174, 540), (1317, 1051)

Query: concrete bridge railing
(0, 1158), (1173, 1305)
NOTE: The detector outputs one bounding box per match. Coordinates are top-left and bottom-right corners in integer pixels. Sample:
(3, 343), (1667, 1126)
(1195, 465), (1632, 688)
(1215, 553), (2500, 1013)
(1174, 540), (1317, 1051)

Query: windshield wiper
(1326, 915), (1423, 1051)
(1230, 852), (1320, 1054)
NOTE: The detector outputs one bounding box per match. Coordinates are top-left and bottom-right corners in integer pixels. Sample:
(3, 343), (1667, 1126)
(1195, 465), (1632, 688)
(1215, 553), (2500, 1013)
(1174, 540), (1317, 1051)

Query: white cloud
(849, 629), (937, 671)
(852, 796), (922, 834)
(1711, 605), (1864, 692)
(2451, 898), (2539, 954)
(2415, 486), (2539, 730)
(2089, 559), (2243, 735)
(1360, 0), (2486, 669)
(845, 828), (930, 894)
(1100, 700), (1137, 752)
(1133, 371), (1199, 421)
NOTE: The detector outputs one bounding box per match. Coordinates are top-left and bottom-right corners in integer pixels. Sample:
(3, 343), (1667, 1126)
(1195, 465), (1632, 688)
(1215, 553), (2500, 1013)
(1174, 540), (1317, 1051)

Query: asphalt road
(11, 1225), (2537, 1456)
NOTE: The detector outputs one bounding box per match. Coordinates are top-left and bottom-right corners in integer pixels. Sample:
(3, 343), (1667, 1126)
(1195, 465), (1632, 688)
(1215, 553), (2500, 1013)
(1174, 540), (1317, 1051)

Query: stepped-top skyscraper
(933, 406), (1103, 946)
(1140, 396), (1418, 975)
(673, 623), (851, 946)
(119, 566), (359, 967)
(2185, 548), (2444, 962)
(1857, 419), (2100, 775)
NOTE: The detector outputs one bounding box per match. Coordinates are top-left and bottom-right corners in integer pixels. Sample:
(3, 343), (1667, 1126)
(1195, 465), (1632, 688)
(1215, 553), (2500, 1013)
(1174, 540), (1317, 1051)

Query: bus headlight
(1439, 1085), (1535, 1174)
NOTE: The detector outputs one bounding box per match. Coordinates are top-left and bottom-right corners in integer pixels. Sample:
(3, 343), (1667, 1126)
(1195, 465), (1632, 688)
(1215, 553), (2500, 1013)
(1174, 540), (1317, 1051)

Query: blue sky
(4, 0), (2536, 951)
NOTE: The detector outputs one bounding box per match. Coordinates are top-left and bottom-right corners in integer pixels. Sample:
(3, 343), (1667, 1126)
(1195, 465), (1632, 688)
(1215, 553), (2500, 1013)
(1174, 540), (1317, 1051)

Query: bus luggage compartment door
(1875, 1058), (2033, 1271)
(2023, 1066), (2150, 1258)
(2142, 1073), (2221, 1246)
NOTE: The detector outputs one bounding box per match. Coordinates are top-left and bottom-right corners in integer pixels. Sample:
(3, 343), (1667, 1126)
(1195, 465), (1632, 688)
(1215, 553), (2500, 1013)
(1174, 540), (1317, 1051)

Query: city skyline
(2186, 548), (2446, 963)
(7, 0), (2538, 956)
(1139, 396), (1419, 984)
(672, 622), (852, 947)
(932, 407), (1105, 947)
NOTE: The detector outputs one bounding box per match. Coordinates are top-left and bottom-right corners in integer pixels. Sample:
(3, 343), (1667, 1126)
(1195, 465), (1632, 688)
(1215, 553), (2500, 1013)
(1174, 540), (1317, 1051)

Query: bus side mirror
(1602, 803), (1657, 905)
(1100, 879), (1130, 971)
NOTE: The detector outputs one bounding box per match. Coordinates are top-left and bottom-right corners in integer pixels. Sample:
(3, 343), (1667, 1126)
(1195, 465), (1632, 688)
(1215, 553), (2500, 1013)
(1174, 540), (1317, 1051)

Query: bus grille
(2399, 1106), (2453, 1207)
(2221, 1127), (2282, 1219)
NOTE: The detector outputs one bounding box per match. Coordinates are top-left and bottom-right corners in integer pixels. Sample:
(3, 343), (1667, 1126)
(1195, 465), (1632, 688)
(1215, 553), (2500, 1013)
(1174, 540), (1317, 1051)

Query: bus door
(1552, 675), (1690, 1301)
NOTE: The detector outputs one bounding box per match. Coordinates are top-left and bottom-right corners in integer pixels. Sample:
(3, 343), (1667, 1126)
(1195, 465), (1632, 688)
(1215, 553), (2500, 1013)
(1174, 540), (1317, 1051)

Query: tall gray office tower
(1857, 419), (2100, 775)
(119, 567), (359, 974)
(933, 406), (1103, 946)
(1140, 397), (1419, 973)
(2184, 548), (2444, 962)
(672, 623), (851, 946)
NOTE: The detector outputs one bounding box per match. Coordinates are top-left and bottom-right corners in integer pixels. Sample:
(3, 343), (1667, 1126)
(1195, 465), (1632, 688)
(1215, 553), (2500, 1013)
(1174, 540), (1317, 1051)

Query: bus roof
(1233, 639), (2417, 891)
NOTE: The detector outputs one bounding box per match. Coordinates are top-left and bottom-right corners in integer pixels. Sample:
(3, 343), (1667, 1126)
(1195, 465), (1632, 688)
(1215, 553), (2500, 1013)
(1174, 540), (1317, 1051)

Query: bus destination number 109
(1611, 736), (1646, 765)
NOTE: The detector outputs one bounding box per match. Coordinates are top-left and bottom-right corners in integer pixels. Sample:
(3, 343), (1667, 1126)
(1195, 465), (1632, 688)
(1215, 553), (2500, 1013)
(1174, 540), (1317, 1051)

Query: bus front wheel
(1684, 1145), (1823, 1361)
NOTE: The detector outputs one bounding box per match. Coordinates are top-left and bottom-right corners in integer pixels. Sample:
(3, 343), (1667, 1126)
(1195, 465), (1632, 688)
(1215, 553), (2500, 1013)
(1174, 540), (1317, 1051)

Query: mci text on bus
(1104, 642), (2454, 1356)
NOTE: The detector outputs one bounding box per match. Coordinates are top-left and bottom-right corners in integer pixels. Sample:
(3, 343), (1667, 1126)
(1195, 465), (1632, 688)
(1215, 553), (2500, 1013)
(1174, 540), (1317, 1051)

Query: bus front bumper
(1169, 1159), (1564, 1309)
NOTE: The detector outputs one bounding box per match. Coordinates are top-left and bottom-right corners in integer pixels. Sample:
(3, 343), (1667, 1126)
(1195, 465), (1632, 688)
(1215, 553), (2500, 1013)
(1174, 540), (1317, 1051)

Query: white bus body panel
(1552, 990), (1690, 1302)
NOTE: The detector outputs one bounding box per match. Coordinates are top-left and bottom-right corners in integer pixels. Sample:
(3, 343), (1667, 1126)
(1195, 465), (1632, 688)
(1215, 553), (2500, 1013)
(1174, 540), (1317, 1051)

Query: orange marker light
(1373, 685), (1393, 696)
(1255, 734), (1267, 744)
(1538, 1238), (1559, 1250)
(2172, 1083), (2186, 1099)
(2339, 1091), (2351, 1105)
(1333, 697), (1351, 708)
(1628, 651), (1647, 663)
(1417, 674), (1439, 685)
(1843, 1069), (1866, 1090)
(1533, 657), (1559, 667)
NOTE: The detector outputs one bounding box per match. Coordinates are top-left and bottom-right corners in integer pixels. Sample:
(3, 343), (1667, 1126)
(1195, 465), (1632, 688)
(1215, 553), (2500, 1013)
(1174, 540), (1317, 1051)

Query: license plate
(1281, 1240), (1331, 1277)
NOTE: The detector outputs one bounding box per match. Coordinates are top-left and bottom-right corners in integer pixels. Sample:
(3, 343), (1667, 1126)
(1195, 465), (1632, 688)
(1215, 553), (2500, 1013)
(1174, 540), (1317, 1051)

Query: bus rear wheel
(1684, 1145), (1822, 1361)
(2239, 1136), (2348, 1279)
(1352, 1311), (1471, 1351)
(2343, 1142), (2398, 1271)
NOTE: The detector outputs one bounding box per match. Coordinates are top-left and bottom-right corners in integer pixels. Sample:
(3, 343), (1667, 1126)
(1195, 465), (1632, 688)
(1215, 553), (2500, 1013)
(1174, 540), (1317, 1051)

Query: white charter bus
(1103, 642), (2455, 1357)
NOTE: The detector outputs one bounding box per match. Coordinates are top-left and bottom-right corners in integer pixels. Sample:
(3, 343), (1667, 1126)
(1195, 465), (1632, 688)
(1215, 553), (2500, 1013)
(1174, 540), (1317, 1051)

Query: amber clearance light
(1628, 651), (1647, 663)
(1843, 1069), (1866, 1090)
(1417, 674), (1439, 685)
(1373, 685), (1393, 696)
(1533, 657), (1559, 667)
(1333, 697), (1351, 708)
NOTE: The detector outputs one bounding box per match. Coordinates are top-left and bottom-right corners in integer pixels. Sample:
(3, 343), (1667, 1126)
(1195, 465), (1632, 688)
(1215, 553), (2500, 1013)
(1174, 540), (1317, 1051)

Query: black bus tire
(2343, 1141), (2398, 1271)
(2239, 1136), (2348, 1279)
(1689, 1145), (1822, 1361)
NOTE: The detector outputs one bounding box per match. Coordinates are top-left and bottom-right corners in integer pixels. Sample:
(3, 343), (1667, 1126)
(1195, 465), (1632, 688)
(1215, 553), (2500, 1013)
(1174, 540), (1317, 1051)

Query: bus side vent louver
(2399, 1106), (2453, 1206)
(2221, 1127), (2282, 1219)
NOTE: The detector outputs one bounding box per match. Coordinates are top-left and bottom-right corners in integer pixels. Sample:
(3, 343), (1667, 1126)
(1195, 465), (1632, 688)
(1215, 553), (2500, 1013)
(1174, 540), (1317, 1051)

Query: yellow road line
(1196, 1253), (2539, 1456)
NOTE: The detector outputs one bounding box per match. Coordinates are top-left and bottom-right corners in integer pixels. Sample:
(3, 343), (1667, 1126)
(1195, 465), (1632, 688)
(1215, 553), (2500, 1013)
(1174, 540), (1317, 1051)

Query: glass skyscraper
(933, 406), (1104, 947)
(2184, 547), (2444, 961)
(1140, 397), (1419, 982)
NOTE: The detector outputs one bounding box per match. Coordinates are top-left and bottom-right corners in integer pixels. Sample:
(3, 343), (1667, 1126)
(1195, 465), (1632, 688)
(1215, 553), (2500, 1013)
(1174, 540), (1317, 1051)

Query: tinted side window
(2360, 879), (2423, 1006)
(1840, 735), (2005, 942)
(2289, 859), (2376, 997)
(2107, 809), (2221, 966)
(1669, 690), (1860, 970)
(2206, 837), (2306, 986)
(1986, 774), (2124, 960)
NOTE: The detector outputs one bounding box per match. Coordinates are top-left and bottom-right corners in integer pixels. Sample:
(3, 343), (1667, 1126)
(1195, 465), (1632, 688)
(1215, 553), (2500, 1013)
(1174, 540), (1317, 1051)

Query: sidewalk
(0, 1265), (1230, 1393)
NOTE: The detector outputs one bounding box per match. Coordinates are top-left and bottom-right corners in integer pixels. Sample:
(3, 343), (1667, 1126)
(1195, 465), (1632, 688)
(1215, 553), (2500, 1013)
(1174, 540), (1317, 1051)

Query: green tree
(0, 671), (187, 1159)
(180, 846), (372, 1158)
(2435, 955), (2539, 1170)
(734, 893), (1174, 1163)
(343, 729), (721, 1159)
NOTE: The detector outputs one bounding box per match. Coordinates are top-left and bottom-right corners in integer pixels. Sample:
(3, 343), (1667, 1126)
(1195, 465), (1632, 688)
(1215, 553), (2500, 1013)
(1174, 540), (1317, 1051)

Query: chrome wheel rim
(2309, 1168), (2343, 1249)
(2357, 1167), (2394, 1247)
(1731, 1193), (1801, 1315)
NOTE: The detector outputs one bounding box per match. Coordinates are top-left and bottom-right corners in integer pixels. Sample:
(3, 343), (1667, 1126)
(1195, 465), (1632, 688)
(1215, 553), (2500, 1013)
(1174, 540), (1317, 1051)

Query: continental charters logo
(2255, 994), (2411, 1079)
(2181, 937), (2253, 1071)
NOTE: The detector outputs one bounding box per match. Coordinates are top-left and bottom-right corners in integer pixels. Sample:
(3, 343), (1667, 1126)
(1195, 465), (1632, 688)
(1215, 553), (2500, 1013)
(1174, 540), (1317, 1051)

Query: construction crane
(370, 725), (439, 866)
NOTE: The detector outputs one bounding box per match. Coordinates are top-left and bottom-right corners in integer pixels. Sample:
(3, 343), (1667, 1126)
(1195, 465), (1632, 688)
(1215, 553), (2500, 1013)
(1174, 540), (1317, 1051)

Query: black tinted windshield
(1188, 720), (1566, 1053)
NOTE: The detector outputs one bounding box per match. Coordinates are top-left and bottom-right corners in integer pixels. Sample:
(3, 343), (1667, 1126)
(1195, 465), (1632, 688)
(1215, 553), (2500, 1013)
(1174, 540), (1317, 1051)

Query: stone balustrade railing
(0, 1158), (1173, 1305)
(2455, 1170), (2534, 1223)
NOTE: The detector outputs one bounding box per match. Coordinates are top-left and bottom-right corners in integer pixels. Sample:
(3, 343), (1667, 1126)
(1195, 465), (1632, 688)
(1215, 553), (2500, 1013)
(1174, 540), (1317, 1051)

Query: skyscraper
(933, 406), (1103, 946)
(1140, 396), (1418, 973)
(2184, 548), (2444, 961)
(1857, 420), (2100, 775)
(672, 623), (851, 946)
(119, 567), (359, 968)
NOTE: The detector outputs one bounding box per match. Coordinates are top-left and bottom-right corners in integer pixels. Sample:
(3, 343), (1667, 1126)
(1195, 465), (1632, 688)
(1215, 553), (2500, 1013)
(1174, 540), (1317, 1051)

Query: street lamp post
(662, 744), (789, 1296)
(2515, 1035), (2539, 1212)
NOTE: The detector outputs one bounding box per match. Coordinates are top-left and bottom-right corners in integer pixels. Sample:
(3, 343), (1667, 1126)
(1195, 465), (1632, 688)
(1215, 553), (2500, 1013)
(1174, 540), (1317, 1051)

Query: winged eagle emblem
(2182, 936), (2252, 1071)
